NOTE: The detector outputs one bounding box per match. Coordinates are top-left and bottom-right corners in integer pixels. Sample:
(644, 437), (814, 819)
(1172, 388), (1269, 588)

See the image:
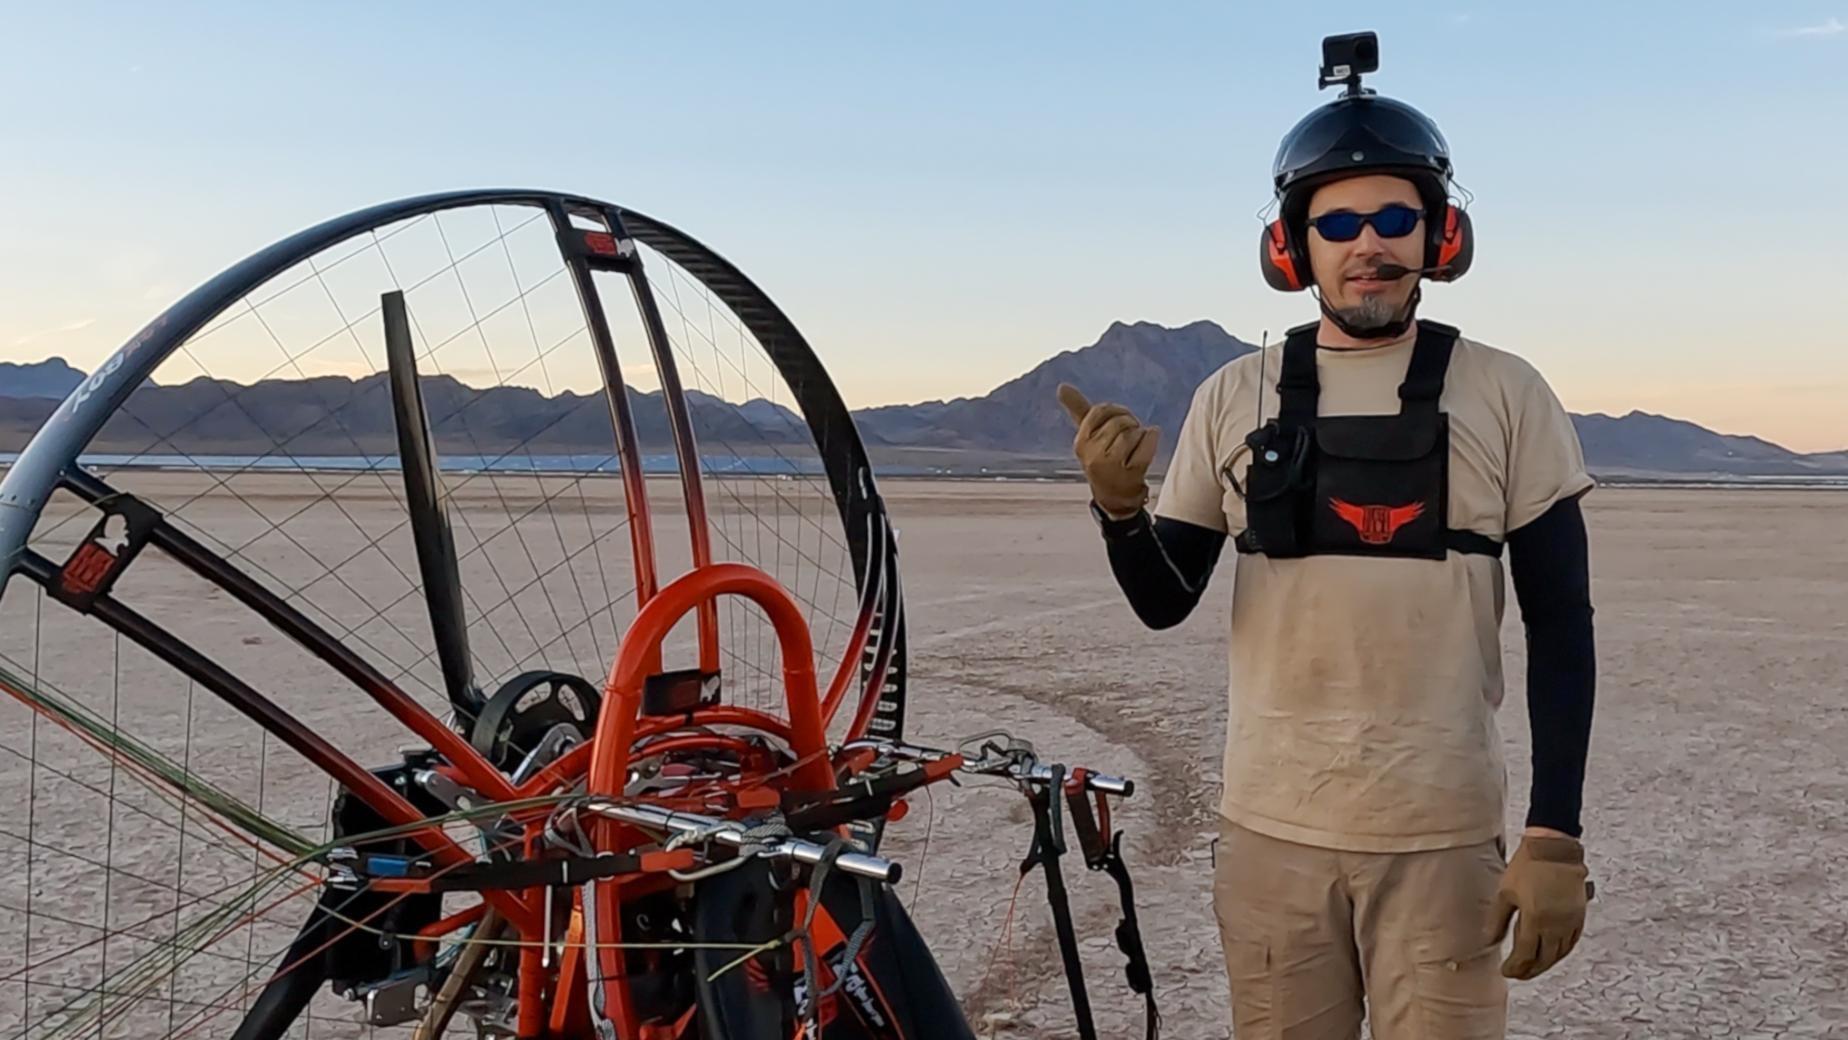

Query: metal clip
(359, 971), (431, 1026)
(415, 769), (482, 814)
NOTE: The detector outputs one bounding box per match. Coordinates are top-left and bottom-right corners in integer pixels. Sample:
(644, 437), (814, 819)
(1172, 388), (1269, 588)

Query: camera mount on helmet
(1319, 31), (1379, 97)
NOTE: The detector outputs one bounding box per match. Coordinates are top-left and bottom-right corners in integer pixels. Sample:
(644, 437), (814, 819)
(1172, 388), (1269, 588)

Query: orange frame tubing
(511, 704), (805, 801)
(413, 903), (488, 964)
(505, 563), (883, 805)
(518, 827), (546, 1038)
(614, 248), (722, 680)
(357, 674), (522, 807)
(589, 562), (834, 795)
(549, 909), (588, 1038)
(816, 571), (881, 724)
(581, 561), (838, 1035)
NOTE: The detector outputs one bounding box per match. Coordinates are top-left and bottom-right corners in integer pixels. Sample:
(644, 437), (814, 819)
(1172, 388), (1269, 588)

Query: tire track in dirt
(900, 581), (1238, 1037)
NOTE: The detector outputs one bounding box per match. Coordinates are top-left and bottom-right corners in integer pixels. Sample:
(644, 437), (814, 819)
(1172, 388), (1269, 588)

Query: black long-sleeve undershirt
(1505, 493), (1596, 838)
(1099, 510), (1226, 629)
(1095, 496), (1595, 837)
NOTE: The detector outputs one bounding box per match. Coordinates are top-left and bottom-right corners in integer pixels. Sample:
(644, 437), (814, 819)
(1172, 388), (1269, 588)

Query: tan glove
(1056, 383), (1159, 516)
(1491, 835), (1593, 980)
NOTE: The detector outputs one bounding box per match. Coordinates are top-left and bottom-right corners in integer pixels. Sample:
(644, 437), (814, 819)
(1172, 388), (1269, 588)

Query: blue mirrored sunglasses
(1307, 203), (1424, 242)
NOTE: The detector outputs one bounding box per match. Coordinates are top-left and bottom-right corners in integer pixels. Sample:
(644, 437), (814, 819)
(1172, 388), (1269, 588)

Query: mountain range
(4, 325), (1845, 479)
(0, 358), (87, 399)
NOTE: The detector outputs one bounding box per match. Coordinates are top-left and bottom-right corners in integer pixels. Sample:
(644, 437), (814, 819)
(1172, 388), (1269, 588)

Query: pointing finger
(1056, 383), (1092, 426)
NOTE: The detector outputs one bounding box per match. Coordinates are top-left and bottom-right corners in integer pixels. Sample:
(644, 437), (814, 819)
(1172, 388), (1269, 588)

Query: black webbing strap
(1280, 319), (1462, 419)
(1276, 322), (1321, 430)
(1447, 530), (1504, 557)
(1404, 320), (1502, 560)
(1065, 771), (1161, 1040)
(1020, 766), (1098, 1040)
(342, 850), (651, 891)
(1397, 319), (1460, 415)
(1241, 528), (1501, 558)
(782, 757), (954, 831)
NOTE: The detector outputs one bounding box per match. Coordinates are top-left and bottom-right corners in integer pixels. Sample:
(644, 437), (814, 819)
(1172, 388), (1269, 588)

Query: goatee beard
(1332, 294), (1407, 337)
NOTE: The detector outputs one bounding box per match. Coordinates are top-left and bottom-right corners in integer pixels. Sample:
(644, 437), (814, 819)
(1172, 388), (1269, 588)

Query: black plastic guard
(692, 858), (974, 1040)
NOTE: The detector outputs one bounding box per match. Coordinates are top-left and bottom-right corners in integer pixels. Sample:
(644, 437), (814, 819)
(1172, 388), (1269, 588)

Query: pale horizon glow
(3, 4), (1846, 452)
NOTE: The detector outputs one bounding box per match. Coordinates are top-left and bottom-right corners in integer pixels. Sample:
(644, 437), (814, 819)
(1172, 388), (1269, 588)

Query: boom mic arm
(1372, 262), (1451, 280)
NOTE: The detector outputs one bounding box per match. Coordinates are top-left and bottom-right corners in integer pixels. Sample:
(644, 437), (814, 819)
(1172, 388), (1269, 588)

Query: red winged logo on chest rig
(1329, 498), (1426, 545)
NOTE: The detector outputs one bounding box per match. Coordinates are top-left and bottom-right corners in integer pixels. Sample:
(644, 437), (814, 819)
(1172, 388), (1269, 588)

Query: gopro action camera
(1319, 31), (1380, 95)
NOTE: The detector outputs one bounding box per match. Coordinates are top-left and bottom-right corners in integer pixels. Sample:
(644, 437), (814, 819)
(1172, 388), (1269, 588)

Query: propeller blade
(382, 290), (480, 720)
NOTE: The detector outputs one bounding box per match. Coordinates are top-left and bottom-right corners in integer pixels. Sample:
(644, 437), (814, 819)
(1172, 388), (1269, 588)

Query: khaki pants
(1212, 818), (1509, 1039)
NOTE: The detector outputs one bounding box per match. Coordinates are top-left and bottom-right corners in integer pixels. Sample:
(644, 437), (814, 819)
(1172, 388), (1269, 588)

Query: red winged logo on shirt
(1329, 498), (1426, 545)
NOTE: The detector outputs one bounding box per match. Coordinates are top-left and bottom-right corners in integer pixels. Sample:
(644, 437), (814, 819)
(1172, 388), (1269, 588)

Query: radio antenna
(1256, 329), (1270, 428)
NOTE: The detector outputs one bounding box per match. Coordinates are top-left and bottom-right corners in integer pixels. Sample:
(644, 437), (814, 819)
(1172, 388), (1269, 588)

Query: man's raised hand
(1057, 383), (1159, 517)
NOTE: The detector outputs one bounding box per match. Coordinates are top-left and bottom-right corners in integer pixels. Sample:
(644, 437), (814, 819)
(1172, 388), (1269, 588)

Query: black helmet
(1272, 93), (1452, 209)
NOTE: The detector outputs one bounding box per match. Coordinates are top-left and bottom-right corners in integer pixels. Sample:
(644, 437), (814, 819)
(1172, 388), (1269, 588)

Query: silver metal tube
(1022, 763), (1134, 798)
(841, 738), (943, 764)
(759, 838), (900, 884)
(589, 803), (901, 884)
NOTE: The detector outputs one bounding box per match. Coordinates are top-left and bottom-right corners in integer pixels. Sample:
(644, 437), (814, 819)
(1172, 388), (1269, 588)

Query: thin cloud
(12, 317), (97, 347)
(1778, 16), (1845, 36)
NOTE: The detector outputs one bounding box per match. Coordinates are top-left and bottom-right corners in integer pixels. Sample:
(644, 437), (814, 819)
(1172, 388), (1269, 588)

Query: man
(1057, 43), (1597, 1040)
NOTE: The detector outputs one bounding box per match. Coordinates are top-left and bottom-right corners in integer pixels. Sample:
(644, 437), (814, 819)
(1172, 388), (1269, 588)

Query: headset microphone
(1372, 262), (1452, 280)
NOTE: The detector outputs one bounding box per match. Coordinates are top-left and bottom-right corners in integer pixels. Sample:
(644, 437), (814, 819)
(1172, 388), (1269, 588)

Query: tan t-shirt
(1155, 327), (1594, 853)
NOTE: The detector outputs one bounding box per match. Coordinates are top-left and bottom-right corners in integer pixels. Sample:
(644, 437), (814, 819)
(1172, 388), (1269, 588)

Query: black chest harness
(1234, 318), (1502, 561)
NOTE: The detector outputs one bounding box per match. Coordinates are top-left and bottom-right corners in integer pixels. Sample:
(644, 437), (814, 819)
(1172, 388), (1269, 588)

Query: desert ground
(0, 474), (1844, 1038)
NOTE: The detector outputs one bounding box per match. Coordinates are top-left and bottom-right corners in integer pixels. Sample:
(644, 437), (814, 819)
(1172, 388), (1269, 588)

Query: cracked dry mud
(880, 483), (1848, 1039)
(2, 478), (1844, 1038)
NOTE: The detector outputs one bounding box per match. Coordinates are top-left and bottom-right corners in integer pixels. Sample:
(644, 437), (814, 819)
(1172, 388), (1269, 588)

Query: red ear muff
(1260, 220), (1305, 292)
(1429, 205), (1473, 281)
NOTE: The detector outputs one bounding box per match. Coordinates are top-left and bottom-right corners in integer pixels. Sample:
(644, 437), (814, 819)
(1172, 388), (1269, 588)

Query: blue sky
(4, 2), (1846, 450)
